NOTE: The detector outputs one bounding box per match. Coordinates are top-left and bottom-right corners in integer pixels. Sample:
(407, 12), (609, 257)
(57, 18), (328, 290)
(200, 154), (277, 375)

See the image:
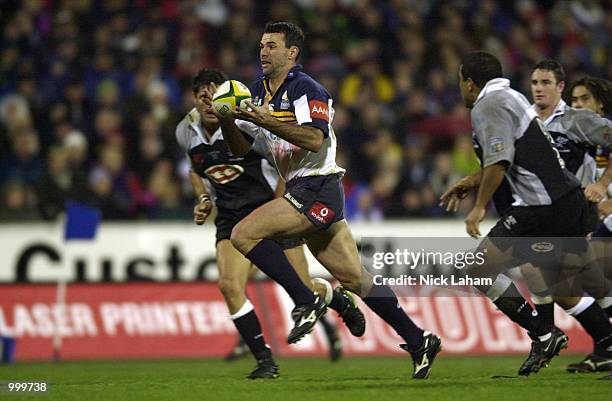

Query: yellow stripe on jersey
(271, 111), (296, 117)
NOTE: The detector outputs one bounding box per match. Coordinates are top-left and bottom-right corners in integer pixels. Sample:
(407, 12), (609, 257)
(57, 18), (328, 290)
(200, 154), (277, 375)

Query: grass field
(1, 356), (610, 401)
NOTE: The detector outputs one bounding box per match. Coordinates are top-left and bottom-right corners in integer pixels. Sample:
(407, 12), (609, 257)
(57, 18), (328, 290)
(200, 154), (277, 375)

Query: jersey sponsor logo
(308, 100), (329, 122)
(308, 201), (335, 225)
(204, 164), (245, 184)
(531, 242), (555, 253)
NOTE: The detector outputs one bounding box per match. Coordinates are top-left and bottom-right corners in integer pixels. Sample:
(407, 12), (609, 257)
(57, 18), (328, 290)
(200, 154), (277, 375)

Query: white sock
(564, 297), (595, 316)
(230, 299), (254, 320)
(312, 278), (333, 305)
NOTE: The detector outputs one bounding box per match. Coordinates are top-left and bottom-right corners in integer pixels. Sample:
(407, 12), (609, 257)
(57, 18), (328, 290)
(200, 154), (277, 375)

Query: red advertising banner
(0, 282), (592, 361)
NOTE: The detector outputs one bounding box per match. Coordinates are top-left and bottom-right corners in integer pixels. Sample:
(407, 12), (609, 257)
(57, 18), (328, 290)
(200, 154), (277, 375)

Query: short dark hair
(264, 21), (304, 61)
(567, 76), (612, 115)
(460, 51), (503, 88)
(531, 59), (565, 85)
(192, 69), (228, 93)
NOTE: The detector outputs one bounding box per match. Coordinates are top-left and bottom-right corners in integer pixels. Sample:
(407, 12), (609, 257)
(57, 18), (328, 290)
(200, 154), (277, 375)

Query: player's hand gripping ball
(212, 80), (252, 117)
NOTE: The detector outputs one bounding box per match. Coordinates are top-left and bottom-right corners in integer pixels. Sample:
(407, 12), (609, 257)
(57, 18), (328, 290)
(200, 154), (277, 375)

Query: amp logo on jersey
(205, 164), (245, 184)
(308, 201), (335, 225)
(309, 100), (329, 122)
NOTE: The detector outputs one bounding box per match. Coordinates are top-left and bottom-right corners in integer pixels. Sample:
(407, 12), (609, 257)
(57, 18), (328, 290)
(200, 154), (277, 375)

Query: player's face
(571, 85), (604, 116)
(260, 33), (293, 77)
(458, 67), (475, 109)
(531, 69), (563, 110)
(193, 85), (219, 125)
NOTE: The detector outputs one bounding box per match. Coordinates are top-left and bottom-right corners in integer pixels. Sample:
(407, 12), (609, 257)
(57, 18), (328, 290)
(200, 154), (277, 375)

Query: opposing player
(565, 76), (612, 373)
(569, 76), (612, 238)
(176, 68), (364, 379)
(208, 22), (442, 379)
(440, 52), (589, 375)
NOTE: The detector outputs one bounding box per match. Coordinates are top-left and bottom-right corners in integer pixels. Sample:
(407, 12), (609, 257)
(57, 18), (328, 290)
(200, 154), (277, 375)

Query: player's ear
(289, 46), (299, 61)
(558, 81), (565, 93)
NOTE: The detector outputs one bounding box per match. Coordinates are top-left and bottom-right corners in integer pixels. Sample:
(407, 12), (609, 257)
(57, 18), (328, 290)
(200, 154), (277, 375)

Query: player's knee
(230, 224), (248, 254)
(218, 276), (243, 302)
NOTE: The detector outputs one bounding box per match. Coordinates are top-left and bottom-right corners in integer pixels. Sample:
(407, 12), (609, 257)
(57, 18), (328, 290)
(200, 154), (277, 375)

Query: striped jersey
(235, 65), (345, 182)
(471, 78), (580, 206)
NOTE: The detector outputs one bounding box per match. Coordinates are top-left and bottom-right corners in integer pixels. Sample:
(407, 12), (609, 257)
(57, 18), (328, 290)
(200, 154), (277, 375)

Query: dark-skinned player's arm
(465, 100), (516, 237)
(465, 162), (508, 238)
(440, 171), (482, 212)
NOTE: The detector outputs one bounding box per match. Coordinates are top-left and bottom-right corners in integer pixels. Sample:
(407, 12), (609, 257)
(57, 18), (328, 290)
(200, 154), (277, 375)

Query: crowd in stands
(1, 0), (610, 221)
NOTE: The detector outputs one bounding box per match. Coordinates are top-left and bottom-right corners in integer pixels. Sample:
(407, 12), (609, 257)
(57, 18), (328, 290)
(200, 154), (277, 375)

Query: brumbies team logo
(280, 91), (290, 110)
(205, 164), (245, 184)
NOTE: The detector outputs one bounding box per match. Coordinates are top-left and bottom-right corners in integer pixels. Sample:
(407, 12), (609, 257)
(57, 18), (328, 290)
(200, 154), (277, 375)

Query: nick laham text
(373, 274), (492, 287)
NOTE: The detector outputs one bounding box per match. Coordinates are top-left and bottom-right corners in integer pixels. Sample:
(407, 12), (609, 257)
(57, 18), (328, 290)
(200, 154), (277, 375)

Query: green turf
(0, 356), (609, 401)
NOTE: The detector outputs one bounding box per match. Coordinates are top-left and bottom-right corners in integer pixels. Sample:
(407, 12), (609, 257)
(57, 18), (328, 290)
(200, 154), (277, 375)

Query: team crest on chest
(205, 164), (245, 184)
(280, 91), (290, 110)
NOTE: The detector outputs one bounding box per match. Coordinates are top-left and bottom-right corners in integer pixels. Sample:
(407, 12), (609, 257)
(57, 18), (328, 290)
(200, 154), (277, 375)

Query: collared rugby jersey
(236, 65), (345, 182)
(176, 108), (278, 210)
(537, 100), (612, 188)
(471, 78), (580, 206)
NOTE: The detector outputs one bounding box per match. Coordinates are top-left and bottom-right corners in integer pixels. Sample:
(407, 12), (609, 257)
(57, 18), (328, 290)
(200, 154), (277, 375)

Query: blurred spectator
(0, 0), (610, 221)
(88, 144), (144, 219)
(35, 145), (90, 220)
(0, 180), (39, 221)
(0, 129), (44, 186)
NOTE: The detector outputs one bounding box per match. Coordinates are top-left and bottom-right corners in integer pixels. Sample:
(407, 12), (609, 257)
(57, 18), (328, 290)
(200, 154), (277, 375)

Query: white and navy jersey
(471, 78), (580, 206)
(175, 108), (278, 211)
(538, 100), (612, 188)
(237, 65), (345, 182)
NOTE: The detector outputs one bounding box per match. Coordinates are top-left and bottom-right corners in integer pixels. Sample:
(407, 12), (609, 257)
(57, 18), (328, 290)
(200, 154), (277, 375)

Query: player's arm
(235, 99), (324, 152)
(586, 155), (612, 202)
(466, 162), (508, 237)
(571, 110), (612, 202)
(189, 169), (213, 225)
(439, 171), (481, 212)
(218, 118), (254, 157)
(465, 100), (515, 237)
(274, 176), (286, 198)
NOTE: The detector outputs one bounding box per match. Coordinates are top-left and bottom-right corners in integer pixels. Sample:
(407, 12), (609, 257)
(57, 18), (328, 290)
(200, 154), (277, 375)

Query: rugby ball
(212, 80), (251, 117)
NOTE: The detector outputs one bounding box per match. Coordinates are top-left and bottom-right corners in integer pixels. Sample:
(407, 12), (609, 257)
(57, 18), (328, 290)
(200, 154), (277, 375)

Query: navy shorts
(584, 201), (599, 233)
(215, 205), (304, 249)
(486, 188), (589, 260)
(283, 174), (345, 229)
